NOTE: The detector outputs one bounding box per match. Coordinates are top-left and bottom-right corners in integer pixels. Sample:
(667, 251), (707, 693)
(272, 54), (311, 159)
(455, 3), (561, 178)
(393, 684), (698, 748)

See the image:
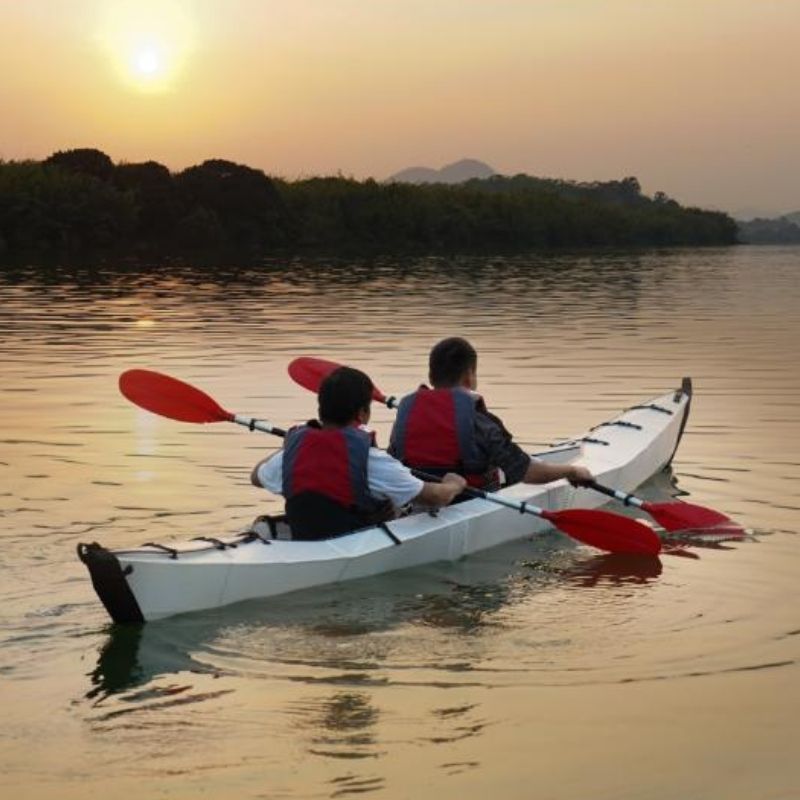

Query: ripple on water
(69, 531), (793, 717)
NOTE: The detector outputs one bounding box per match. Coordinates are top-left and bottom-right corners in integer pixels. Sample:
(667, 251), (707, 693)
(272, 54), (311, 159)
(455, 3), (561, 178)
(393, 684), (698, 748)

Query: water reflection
(86, 625), (145, 700)
(85, 531), (680, 702)
(84, 564), (515, 700)
(84, 580), (509, 702)
(559, 553), (664, 586)
(425, 702), (487, 745)
(0, 252), (675, 348)
(306, 692), (381, 760)
(85, 623), (215, 703)
(83, 463), (719, 704)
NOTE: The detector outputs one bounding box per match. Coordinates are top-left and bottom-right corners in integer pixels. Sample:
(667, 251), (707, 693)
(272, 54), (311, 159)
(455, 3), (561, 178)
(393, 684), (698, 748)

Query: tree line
(0, 148), (738, 264)
(737, 215), (800, 244)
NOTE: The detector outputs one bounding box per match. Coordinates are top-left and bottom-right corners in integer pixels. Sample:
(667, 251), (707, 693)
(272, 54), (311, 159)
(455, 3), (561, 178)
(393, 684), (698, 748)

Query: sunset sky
(1, 0), (797, 216)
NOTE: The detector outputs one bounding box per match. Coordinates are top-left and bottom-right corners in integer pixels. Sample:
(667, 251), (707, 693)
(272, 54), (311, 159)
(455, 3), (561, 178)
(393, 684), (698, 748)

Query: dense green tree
(738, 216), (800, 244)
(115, 160), (182, 243)
(176, 159), (290, 252)
(174, 206), (225, 251)
(0, 160), (135, 259)
(44, 148), (115, 183)
(0, 151), (739, 265)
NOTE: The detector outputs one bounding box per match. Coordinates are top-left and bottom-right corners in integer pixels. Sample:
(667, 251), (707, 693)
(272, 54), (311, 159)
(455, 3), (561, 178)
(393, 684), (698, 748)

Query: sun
(97, 2), (194, 93)
(121, 38), (174, 92)
(133, 47), (163, 78)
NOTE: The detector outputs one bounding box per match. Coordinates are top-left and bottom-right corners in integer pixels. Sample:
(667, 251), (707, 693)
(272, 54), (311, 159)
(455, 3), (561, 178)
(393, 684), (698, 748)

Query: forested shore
(0, 149), (738, 264)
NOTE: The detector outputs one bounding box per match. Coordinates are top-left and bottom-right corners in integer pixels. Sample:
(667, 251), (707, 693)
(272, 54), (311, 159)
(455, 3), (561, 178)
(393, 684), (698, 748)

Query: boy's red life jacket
(389, 386), (499, 489)
(282, 423), (377, 510)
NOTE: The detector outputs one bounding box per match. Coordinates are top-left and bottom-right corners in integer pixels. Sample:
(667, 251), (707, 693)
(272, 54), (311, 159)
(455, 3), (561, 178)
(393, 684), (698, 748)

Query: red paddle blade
(641, 500), (744, 535)
(287, 357), (337, 393)
(543, 508), (662, 555)
(119, 369), (233, 424)
(288, 356), (387, 403)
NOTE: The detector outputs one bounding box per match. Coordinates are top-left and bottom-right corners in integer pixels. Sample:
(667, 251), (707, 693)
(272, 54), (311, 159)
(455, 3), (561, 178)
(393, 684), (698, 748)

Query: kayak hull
(79, 379), (692, 622)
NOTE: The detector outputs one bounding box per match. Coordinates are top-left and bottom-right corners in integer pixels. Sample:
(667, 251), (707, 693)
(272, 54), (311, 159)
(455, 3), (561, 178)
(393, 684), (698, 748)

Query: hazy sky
(1, 0), (797, 215)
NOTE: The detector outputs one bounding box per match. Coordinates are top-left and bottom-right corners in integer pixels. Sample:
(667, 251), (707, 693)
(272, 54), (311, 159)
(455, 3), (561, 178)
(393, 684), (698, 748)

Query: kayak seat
(250, 514), (292, 540)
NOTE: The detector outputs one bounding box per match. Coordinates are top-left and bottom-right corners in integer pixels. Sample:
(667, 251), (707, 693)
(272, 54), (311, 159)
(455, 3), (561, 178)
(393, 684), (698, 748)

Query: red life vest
(282, 423), (376, 509)
(389, 387), (497, 489)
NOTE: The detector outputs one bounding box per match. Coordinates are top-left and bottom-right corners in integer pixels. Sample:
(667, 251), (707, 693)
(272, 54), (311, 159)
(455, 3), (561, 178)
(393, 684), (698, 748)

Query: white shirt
(256, 447), (424, 508)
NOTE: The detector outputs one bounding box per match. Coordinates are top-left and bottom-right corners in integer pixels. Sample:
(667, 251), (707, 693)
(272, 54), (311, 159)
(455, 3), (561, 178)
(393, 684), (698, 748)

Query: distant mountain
(389, 166), (442, 183)
(389, 158), (497, 184)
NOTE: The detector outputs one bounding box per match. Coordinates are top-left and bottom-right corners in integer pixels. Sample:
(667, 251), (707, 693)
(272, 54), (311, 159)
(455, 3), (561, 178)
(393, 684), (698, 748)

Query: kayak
(79, 378), (692, 623)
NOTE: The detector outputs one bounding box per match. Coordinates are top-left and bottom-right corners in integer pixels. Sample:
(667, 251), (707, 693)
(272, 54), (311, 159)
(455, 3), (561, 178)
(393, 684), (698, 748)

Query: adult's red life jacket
(389, 387), (498, 489)
(281, 423), (388, 539)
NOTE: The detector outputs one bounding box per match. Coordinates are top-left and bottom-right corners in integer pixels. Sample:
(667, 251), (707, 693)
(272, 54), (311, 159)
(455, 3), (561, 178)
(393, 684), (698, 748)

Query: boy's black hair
(318, 366), (373, 425)
(428, 337), (477, 387)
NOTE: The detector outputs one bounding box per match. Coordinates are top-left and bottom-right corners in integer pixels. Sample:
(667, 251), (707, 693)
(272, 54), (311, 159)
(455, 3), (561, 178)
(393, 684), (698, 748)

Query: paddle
(585, 481), (743, 535)
(411, 470), (661, 555)
(289, 356), (399, 409)
(287, 355), (740, 536)
(119, 368), (661, 556)
(119, 369), (287, 436)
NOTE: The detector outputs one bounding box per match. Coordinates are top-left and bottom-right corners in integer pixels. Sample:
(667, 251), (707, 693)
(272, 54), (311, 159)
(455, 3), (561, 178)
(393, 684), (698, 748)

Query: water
(1, 246), (798, 799)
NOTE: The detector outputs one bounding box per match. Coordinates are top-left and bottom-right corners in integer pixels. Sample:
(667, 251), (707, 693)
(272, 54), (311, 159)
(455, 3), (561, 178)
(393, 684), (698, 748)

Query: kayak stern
(77, 542), (145, 624)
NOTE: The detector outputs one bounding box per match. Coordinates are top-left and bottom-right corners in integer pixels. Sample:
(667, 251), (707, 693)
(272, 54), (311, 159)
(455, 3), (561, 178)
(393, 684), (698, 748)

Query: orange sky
(1, 0), (798, 216)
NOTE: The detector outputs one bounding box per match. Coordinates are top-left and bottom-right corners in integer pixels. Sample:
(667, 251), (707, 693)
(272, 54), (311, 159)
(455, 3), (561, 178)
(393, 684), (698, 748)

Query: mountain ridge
(389, 158), (497, 184)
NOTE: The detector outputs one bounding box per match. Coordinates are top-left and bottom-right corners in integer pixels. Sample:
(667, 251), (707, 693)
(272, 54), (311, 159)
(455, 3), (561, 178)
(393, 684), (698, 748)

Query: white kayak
(79, 379), (692, 623)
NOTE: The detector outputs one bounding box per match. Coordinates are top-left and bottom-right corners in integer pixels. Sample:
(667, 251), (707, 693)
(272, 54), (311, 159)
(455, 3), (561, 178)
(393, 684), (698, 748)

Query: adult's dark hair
(428, 337), (477, 386)
(318, 366), (374, 426)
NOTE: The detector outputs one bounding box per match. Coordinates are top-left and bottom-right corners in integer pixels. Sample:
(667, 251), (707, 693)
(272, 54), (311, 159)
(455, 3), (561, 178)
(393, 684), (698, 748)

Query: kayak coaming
(79, 379), (692, 623)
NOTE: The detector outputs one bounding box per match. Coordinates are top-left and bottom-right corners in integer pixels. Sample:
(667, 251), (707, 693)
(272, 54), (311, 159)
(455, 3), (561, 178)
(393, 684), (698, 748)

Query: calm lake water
(1, 246), (798, 799)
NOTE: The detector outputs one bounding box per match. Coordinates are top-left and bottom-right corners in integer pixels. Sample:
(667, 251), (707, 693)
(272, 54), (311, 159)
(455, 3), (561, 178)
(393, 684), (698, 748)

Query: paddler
(388, 337), (594, 491)
(251, 365), (466, 540)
